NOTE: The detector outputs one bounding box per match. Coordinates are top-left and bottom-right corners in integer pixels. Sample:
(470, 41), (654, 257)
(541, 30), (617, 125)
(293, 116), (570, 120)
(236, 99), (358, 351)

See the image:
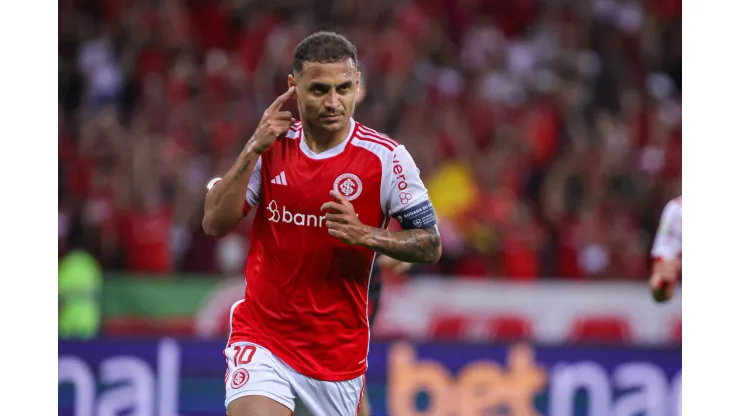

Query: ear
(355, 72), (366, 104)
(288, 74), (297, 89)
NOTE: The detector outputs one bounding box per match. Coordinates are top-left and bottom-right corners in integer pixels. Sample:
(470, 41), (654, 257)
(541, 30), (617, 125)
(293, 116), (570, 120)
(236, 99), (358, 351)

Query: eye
(310, 86), (328, 95)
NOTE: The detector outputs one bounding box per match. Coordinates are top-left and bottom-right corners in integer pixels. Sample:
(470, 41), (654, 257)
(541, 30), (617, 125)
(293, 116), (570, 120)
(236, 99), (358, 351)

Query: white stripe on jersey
(357, 124), (398, 142)
(285, 127), (301, 140)
(356, 125), (399, 148)
(355, 132), (397, 150)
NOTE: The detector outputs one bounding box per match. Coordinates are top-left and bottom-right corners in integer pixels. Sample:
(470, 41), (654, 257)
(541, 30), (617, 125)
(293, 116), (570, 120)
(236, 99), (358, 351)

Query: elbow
(202, 213), (228, 238)
(431, 243), (443, 264)
(428, 227), (443, 264)
(417, 227), (442, 264)
(202, 203), (244, 237)
(423, 242), (443, 264)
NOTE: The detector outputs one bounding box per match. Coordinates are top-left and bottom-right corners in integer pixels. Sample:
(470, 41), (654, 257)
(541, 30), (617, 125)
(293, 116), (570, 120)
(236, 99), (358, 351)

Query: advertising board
(102, 278), (681, 345)
(59, 339), (680, 416)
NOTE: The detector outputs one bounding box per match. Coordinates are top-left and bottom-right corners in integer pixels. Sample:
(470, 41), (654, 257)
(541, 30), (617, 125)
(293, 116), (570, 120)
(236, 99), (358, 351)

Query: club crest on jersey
(231, 368), (250, 389)
(333, 173), (363, 201)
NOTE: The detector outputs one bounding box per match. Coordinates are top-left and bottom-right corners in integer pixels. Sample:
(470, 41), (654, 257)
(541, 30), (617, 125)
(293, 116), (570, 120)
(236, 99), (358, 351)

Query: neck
(302, 120), (352, 154)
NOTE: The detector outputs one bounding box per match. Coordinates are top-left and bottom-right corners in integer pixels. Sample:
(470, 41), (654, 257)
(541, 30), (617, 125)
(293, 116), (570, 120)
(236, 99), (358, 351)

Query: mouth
(319, 114), (343, 122)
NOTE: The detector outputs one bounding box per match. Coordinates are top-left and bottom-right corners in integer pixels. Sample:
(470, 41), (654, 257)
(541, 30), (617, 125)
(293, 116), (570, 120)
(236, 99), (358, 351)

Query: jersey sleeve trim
(245, 157), (263, 207)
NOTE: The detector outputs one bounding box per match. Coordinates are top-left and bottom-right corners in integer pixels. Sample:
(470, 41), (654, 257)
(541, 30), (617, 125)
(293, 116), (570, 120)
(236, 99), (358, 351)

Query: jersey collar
(299, 118), (356, 160)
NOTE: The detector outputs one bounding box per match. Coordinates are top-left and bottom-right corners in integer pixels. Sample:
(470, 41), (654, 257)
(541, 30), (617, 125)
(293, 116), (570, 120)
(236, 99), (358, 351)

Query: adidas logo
(270, 171), (288, 186)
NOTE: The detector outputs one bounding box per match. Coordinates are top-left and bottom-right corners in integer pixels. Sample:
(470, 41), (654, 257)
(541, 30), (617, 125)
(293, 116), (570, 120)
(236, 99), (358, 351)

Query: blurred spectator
(58, 0), (681, 280)
(77, 24), (124, 110)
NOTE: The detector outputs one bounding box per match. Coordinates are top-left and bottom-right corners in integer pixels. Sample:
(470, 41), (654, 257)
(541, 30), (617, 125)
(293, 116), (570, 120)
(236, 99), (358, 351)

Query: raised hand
(250, 87), (296, 154)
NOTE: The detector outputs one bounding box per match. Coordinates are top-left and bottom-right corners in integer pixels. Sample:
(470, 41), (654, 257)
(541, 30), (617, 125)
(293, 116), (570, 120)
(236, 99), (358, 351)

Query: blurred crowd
(58, 0), (681, 280)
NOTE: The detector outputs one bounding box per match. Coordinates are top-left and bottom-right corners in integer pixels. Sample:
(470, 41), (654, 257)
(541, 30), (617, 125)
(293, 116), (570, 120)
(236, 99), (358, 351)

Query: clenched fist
(321, 190), (370, 246)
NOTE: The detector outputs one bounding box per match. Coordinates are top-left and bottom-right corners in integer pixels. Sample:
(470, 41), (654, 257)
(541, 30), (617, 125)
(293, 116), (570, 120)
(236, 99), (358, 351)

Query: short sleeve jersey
(225, 118), (436, 381)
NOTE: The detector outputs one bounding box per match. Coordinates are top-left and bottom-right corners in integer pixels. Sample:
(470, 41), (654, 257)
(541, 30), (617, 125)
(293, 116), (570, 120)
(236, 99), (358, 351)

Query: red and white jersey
(651, 196), (682, 261)
(227, 118), (435, 381)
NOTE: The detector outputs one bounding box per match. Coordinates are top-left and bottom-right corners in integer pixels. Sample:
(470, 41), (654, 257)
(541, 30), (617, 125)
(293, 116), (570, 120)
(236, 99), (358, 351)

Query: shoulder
(350, 122), (405, 161)
(353, 122), (399, 149)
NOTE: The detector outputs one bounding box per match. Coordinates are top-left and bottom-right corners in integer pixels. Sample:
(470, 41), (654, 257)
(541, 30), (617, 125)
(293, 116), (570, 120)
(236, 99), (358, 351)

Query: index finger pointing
(267, 86), (296, 113)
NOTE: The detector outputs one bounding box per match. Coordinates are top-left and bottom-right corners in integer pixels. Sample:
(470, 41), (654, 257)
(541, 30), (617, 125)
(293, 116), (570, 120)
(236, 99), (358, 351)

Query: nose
(324, 90), (340, 111)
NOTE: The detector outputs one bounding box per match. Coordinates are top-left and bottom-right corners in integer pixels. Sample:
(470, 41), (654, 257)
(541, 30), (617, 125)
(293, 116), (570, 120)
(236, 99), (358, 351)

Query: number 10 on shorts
(233, 345), (256, 367)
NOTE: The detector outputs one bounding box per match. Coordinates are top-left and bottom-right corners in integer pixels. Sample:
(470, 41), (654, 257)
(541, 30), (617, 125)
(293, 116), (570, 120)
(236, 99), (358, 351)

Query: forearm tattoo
(367, 227), (441, 264)
(234, 159), (253, 181)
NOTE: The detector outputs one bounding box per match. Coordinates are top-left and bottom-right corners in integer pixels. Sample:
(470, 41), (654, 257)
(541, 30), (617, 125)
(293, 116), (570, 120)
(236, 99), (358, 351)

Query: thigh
(227, 395), (294, 416)
(292, 374), (365, 416)
(224, 342), (296, 414)
(358, 395), (371, 416)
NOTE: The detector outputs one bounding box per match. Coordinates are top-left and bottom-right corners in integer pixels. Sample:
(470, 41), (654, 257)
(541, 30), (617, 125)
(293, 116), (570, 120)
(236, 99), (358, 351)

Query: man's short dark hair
(292, 31), (358, 74)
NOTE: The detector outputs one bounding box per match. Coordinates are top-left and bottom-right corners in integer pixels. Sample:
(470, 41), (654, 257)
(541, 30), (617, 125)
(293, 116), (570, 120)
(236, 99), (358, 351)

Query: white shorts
(224, 341), (365, 416)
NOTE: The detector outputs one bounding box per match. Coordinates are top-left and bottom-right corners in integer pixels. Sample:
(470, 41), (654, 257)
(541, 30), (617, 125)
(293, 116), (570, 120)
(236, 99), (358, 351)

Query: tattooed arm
(320, 143), (442, 264)
(321, 191), (442, 264)
(370, 144), (441, 264)
(202, 87), (295, 237)
(201, 143), (261, 237)
(363, 226), (442, 264)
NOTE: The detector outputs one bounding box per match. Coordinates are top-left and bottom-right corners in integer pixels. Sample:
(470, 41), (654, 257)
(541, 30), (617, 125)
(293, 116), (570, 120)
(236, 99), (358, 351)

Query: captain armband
(392, 200), (437, 230)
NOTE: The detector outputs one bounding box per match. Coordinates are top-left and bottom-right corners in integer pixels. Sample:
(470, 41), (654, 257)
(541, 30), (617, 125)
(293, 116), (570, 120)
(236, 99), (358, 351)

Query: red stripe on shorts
(355, 375), (366, 416)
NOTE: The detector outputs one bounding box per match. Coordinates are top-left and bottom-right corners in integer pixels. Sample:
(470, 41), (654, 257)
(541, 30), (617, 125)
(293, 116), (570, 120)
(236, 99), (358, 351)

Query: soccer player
(202, 32), (441, 416)
(649, 196), (682, 303)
